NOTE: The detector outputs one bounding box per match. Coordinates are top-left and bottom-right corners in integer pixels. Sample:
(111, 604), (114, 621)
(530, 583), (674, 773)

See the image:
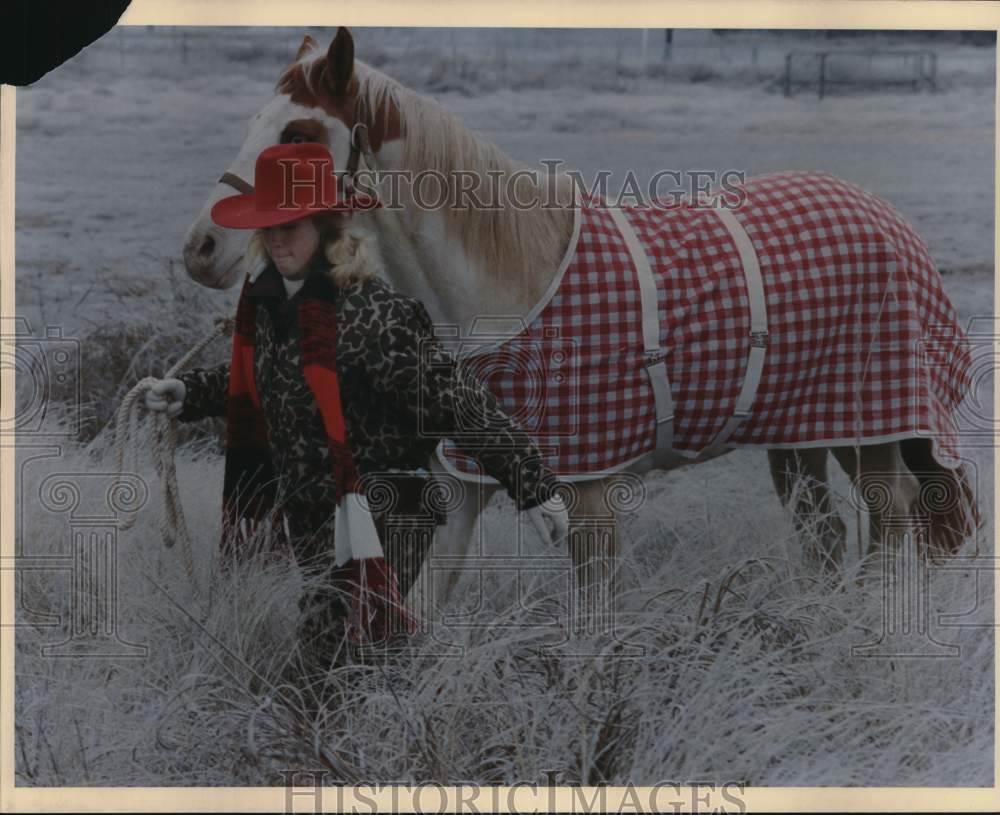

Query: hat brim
(210, 193), (381, 229)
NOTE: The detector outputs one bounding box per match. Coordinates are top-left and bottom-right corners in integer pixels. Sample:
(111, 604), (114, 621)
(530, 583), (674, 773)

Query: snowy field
(11, 27), (996, 787)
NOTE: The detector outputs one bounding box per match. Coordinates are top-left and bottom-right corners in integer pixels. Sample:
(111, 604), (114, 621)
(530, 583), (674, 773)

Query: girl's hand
(144, 378), (186, 417)
(526, 493), (570, 547)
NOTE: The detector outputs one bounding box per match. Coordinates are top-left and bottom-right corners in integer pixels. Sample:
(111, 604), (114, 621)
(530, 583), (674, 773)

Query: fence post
(783, 52), (792, 97)
(818, 52), (827, 99)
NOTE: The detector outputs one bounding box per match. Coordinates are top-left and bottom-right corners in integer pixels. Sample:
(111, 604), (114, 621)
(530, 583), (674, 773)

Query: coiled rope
(111, 317), (234, 594)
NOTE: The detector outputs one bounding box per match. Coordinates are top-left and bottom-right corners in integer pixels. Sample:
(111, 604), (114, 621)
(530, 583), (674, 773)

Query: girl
(145, 142), (569, 662)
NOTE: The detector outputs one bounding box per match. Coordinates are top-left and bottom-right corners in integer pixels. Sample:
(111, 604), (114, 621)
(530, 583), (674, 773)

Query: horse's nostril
(198, 234), (216, 259)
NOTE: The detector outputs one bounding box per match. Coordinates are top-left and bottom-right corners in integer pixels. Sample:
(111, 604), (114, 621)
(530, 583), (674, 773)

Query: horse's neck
(367, 147), (575, 337)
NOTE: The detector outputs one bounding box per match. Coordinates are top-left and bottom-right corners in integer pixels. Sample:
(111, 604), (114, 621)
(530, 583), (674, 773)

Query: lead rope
(111, 317), (235, 595)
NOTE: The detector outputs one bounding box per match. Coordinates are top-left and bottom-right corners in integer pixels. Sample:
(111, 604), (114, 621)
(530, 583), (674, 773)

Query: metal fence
(782, 49), (939, 98)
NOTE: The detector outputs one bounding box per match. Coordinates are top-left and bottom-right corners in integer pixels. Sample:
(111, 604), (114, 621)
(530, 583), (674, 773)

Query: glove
(144, 378), (186, 418)
(526, 492), (570, 547)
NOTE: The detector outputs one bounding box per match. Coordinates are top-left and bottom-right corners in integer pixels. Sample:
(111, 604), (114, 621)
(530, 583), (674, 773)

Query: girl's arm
(364, 297), (560, 511)
(176, 361), (230, 422)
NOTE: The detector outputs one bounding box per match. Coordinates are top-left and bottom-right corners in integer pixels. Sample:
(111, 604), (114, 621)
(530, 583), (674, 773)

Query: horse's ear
(323, 27), (355, 98)
(295, 34), (317, 61)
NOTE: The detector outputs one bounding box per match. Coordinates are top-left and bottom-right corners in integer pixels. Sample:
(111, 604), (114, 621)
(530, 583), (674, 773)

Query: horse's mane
(287, 51), (575, 291)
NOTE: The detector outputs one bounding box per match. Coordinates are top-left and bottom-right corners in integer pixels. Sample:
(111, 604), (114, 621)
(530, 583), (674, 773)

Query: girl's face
(261, 217), (321, 280)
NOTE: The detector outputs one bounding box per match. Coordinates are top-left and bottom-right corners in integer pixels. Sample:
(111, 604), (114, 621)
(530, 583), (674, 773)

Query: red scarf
(221, 273), (416, 645)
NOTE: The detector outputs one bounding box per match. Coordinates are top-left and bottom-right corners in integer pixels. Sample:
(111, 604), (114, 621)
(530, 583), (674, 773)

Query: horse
(181, 28), (981, 624)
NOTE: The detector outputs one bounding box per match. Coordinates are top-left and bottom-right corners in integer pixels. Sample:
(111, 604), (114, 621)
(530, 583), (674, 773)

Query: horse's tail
(900, 437), (982, 557)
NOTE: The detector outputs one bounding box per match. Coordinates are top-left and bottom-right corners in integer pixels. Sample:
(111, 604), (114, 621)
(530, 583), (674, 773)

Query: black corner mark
(1, 0), (133, 86)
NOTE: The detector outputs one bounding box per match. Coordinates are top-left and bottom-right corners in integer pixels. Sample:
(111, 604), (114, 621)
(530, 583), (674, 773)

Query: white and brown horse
(182, 29), (980, 619)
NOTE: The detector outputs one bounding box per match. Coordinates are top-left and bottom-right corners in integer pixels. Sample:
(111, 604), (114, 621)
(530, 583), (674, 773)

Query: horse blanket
(437, 171), (971, 481)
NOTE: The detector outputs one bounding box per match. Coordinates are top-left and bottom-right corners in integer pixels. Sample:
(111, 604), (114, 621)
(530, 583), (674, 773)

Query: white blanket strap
(704, 206), (768, 455)
(609, 205), (768, 465)
(608, 208), (676, 464)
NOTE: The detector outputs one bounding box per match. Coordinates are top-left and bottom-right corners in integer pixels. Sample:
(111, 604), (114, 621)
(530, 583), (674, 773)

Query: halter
(342, 121), (378, 198)
(216, 112), (378, 199)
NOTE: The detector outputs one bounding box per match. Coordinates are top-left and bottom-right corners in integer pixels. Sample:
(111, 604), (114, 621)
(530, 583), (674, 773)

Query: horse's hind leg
(768, 448), (847, 574)
(898, 437), (981, 560)
(829, 442), (921, 566)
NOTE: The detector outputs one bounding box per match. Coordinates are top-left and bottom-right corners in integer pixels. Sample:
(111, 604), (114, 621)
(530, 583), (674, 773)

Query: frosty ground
(11, 28), (996, 786)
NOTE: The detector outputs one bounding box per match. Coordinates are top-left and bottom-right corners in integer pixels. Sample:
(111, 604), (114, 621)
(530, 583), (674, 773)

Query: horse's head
(182, 28), (395, 289)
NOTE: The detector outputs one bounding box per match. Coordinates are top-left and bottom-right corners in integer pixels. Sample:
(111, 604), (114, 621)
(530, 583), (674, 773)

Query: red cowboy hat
(210, 142), (379, 229)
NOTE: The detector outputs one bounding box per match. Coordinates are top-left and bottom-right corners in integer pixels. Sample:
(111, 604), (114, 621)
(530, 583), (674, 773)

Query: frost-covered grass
(11, 26), (995, 787)
(14, 406), (995, 785)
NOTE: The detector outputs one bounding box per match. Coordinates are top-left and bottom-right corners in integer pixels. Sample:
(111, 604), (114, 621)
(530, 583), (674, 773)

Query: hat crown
(209, 141), (378, 229)
(253, 142), (339, 213)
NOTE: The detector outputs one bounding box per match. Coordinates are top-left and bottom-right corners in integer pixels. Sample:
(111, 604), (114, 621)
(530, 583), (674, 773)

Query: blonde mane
(286, 53), (575, 291)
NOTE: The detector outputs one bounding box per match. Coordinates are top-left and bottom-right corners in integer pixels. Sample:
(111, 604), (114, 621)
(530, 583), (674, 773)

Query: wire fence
(67, 26), (995, 93)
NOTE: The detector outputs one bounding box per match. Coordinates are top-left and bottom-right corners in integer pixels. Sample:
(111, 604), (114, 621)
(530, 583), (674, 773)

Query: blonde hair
(245, 213), (383, 287)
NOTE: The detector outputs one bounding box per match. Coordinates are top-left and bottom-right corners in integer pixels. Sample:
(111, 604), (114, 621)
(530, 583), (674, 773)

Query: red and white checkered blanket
(438, 171), (971, 479)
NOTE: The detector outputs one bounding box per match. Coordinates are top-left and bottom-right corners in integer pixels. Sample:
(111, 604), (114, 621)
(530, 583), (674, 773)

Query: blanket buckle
(643, 348), (669, 367)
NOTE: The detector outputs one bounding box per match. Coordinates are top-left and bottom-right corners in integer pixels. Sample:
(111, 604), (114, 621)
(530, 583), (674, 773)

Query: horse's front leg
(405, 455), (498, 622)
(767, 448), (847, 576)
